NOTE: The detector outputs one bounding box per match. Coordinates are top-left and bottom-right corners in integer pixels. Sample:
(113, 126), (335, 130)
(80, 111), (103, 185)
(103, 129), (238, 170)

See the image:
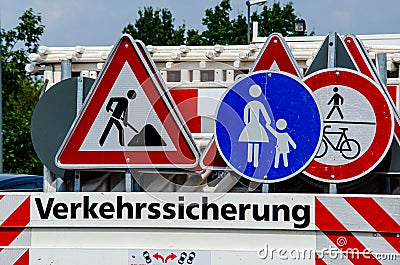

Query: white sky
(1, 0), (399, 46)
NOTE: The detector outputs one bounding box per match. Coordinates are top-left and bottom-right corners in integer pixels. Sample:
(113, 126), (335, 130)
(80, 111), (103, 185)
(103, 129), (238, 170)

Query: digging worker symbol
(326, 86), (344, 119)
(99, 89), (136, 146)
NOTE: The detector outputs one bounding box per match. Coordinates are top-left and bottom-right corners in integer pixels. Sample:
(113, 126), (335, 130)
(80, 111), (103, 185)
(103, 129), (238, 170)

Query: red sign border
(304, 68), (394, 183)
(56, 35), (199, 169)
(251, 33), (302, 77)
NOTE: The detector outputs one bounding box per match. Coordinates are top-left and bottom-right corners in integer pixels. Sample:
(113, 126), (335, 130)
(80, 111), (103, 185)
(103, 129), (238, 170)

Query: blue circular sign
(215, 71), (322, 183)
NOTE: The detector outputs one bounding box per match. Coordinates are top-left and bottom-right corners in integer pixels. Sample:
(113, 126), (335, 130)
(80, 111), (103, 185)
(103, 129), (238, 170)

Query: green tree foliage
(230, 14), (248, 45)
(122, 7), (185, 45)
(123, 0), (307, 45)
(200, 0), (248, 45)
(1, 8), (44, 174)
(200, 0), (233, 45)
(186, 29), (202, 46)
(252, 2), (306, 37)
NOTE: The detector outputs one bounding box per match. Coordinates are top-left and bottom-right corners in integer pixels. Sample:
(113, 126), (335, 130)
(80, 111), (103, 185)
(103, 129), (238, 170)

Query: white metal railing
(27, 32), (400, 89)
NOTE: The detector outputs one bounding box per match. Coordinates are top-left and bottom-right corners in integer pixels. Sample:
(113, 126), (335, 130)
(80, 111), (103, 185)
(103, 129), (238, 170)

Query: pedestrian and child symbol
(99, 89), (166, 147)
(274, 119), (297, 168)
(215, 71), (322, 182)
(238, 85), (296, 168)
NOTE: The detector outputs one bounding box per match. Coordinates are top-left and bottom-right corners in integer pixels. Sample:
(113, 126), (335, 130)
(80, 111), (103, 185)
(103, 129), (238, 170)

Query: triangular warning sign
(200, 137), (227, 170)
(56, 35), (199, 169)
(251, 33), (302, 77)
(344, 34), (400, 146)
(343, 35), (376, 80)
(134, 40), (198, 148)
(305, 32), (358, 76)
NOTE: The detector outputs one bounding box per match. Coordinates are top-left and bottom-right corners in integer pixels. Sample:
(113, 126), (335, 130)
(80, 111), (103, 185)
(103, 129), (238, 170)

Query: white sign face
(30, 193), (315, 230)
(129, 249), (210, 265)
(314, 85), (376, 165)
(80, 62), (175, 152)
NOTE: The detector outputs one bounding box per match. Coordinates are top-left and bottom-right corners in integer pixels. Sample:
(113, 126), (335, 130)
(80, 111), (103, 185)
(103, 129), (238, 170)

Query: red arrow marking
(153, 252), (165, 263)
(165, 253), (177, 263)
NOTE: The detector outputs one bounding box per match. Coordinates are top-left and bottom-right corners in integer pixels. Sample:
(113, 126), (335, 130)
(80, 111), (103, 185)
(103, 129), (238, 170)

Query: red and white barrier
(316, 196), (399, 264)
(170, 88), (226, 133)
(0, 195), (30, 265)
(0, 193), (398, 265)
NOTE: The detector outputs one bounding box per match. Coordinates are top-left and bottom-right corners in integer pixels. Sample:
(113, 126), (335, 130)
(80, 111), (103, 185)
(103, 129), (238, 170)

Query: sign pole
(375, 53), (391, 194)
(55, 59), (72, 192)
(0, 13), (3, 173)
(327, 32), (337, 68)
(73, 77), (84, 192)
(375, 53), (387, 86)
(247, 1), (251, 44)
(125, 170), (132, 192)
(327, 32), (337, 194)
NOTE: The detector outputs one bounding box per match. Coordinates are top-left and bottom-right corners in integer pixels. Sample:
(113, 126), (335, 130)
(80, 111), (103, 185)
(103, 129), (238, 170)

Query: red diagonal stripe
(0, 197), (30, 247)
(344, 36), (374, 80)
(379, 232), (400, 253)
(315, 198), (347, 231)
(14, 249), (29, 265)
(345, 197), (400, 252)
(0, 227), (26, 247)
(316, 199), (380, 264)
(0, 195), (4, 201)
(322, 231), (381, 265)
(0, 197), (30, 227)
(345, 197), (399, 233)
(315, 253), (327, 265)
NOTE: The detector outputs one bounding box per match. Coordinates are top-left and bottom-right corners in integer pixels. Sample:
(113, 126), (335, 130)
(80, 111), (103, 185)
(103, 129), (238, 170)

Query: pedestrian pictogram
(326, 87), (344, 120)
(215, 71), (322, 183)
(56, 35), (199, 169)
(304, 69), (393, 182)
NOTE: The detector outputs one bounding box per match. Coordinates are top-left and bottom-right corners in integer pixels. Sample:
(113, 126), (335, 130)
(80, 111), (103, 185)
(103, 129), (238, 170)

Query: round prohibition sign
(303, 68), (393, 183)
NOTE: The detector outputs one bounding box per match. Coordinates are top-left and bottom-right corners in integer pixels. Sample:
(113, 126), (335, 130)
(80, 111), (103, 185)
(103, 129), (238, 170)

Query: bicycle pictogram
(315, 125), (361, 160)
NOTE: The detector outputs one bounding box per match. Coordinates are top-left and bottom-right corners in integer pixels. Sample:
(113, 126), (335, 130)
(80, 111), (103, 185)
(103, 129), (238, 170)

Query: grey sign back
(31, 77), (94, 176)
